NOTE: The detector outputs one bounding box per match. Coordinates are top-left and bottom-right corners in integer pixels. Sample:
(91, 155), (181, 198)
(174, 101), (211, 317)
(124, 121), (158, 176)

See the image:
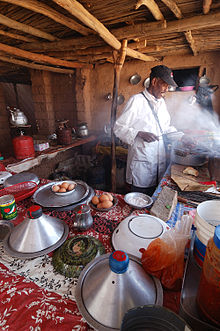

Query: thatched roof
(0, 0), (220, 83)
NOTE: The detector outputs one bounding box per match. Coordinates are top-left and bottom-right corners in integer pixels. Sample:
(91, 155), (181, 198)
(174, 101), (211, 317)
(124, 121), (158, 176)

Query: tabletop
(0, 173), (194, 331)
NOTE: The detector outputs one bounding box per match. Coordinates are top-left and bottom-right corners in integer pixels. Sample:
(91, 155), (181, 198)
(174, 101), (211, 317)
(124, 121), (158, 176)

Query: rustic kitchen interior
(0, 0), (220, 330)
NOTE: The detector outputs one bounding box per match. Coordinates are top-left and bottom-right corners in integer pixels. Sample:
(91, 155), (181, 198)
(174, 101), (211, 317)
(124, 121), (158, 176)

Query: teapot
(8, 107), (28, 126)
(72, 204), (93, 231)
(76, 122), (89, 138)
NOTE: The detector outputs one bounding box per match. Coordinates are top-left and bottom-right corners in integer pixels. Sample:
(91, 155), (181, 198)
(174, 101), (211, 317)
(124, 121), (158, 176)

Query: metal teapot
(8, 107), (28, 126)
(72, 204), (93, 231)
(76, 122), (89, 138)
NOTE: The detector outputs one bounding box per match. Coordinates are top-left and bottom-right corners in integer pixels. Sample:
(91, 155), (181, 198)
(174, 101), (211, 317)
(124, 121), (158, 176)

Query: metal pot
(171, 148), (207, 166)
(76, 122), (89, 138)
(72, 204), (93, 230)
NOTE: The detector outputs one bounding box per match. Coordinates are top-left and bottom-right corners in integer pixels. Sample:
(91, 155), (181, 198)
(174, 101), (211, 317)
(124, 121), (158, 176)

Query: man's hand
(137, 131), (159, 143)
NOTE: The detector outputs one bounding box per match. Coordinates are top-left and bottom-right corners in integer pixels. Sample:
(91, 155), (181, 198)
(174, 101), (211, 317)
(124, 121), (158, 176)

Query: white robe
(113, 89), (176, 187)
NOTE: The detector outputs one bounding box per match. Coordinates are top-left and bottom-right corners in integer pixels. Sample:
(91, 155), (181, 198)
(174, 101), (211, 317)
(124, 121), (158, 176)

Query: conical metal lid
(75, 251), (163, 331)
(8, 206), (65, 253)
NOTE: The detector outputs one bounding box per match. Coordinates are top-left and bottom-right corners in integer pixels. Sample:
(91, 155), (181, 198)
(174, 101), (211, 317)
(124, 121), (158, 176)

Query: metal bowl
(112, 214), (169, 258)
(51, 180), (77, 195)
(124, 192), (153, 209)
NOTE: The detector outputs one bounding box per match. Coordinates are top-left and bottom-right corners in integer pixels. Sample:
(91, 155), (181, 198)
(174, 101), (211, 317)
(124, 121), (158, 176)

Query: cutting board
(171, 164), (212, 191)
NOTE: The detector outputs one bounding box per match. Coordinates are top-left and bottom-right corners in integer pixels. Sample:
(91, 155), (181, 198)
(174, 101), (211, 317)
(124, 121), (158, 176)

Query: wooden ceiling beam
(20, 10), (220, 53)
(0, 13), (58, 41)
(203, 0), (212, 14)
(0, 30), (37, 42)
(0, 55), (74, 74)
(52, 0), (157, 62)
(135, 0), (164, 21)
(113, 10), (220, 39)
(0, 42), (91, 68)
(0, 0), (92, 36)
(161, 0), (182, 19)
(184, 31), (198, 56)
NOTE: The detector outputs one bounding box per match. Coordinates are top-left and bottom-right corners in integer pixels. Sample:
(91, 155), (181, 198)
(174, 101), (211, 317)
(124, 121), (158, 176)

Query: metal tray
(179, 233), (220, 331)
(43, 187), (95, 211)
(3, 221), (69, 259)
(32, 180), (89, 208)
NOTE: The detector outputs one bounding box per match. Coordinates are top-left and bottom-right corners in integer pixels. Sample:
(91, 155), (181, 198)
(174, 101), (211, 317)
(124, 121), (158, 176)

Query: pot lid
(112, 215), (169, 258)
(75, 251), (163, 331)
(73, 204), (90, 214)
(4, 172), (39, 187)
(7, 205), (67, 254)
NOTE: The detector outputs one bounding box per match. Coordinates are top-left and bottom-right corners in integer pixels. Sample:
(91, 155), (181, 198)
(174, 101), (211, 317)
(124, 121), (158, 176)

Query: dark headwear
(150, 65), (177, 87)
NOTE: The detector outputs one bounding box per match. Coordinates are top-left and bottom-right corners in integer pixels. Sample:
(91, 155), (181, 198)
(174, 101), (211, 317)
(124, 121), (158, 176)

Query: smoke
(167, 93), (220, 132)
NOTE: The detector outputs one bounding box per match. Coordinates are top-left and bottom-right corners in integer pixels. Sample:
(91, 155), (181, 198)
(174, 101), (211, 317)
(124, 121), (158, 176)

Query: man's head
(148, 65), (177, 99)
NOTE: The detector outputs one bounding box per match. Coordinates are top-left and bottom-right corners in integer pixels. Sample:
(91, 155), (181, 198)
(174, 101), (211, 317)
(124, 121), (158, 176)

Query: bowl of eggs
(90, 193), (118, 211)
(51, 181), (77, 195)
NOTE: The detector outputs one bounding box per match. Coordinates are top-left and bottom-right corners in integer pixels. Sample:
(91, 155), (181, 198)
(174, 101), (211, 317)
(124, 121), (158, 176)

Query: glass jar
(196, 225), (220, 327)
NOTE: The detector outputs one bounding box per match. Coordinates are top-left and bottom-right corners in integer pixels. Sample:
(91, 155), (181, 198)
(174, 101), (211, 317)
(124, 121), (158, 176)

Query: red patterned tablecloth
(0, 180), (185, 330)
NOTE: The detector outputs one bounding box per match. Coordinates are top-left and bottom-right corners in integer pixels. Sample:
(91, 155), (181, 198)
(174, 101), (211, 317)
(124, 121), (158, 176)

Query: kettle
(76, 122), (89, 138)
(72, 204), (93, 231)
(8, 107), (28, 127)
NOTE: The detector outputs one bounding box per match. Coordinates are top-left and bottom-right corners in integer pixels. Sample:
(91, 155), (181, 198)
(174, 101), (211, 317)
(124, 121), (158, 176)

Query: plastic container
(12, 135), (35, 160)
(196, 225), (220, 327)
(194, 200), (220, 266)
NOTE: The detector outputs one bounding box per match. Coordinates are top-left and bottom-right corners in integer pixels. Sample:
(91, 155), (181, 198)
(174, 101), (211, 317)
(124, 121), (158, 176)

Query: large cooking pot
(171, 147), (207, 166)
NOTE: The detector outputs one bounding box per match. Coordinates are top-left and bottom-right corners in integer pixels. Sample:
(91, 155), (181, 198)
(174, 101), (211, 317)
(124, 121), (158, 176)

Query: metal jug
(72, 204), (93, 231)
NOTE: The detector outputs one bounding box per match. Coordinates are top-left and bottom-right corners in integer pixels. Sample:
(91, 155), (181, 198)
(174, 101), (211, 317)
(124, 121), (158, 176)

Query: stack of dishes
(32, 180), (94, 211)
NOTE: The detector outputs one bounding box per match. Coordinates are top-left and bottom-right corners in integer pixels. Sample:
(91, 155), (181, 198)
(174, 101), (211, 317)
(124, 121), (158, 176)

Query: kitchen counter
(0, 170), (195, 330)
(3, 135), (97, 174)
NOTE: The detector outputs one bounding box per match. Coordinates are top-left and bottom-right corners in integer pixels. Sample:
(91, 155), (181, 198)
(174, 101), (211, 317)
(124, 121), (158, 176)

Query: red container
(13, 135), (35, 160)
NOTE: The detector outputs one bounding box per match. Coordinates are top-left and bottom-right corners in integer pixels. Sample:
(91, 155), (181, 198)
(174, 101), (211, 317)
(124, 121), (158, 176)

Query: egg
(52, 185), (60, 192)
(99, 194), (110, 202)
(68, 183), (75, 191)
(106, 193), (113, 201)
(61, 182), (69, 189)
(92, 196), (99, 205)
(102, 200), (113, 209)
(59, 187), (66, 193)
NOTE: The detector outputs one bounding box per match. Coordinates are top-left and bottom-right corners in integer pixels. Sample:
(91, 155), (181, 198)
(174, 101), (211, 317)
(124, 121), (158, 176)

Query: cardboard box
(34, 140), (50, 152)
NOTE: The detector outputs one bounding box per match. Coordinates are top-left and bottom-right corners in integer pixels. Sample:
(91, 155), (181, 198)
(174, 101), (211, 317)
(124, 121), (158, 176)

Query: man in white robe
(114, 65), (178, 196)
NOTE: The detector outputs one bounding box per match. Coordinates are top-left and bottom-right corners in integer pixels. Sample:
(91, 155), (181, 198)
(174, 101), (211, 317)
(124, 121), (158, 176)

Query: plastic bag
(141, 215), (193, 290)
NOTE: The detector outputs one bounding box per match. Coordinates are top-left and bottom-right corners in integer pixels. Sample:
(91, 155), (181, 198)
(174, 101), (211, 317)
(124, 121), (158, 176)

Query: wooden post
(111, 39), (127, 192)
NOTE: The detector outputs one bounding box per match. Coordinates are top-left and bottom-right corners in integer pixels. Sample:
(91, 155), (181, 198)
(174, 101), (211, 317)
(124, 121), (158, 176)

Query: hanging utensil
(117, 94), (125, 105)
(199, 68), (210, 87)
(129, 74), (141, 85)
(143, 77), (150, 88)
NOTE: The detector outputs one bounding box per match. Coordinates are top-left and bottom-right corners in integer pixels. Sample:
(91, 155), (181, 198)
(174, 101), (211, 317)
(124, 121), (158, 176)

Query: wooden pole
(111, 39), (127, 192)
